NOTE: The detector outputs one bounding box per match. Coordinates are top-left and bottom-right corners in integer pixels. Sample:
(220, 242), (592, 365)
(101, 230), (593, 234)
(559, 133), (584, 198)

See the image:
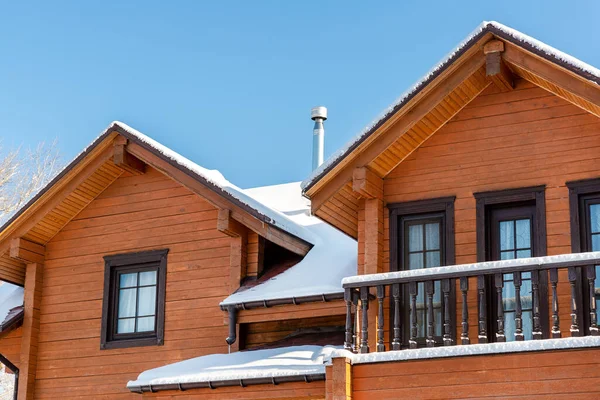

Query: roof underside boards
(301, 21), (600, 239)
(127, 345), (338, 393)
(220, 182), (357, 307)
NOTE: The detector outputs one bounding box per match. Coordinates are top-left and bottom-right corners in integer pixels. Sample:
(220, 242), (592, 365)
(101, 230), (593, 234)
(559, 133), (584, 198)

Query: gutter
(128, 373), (325, 394)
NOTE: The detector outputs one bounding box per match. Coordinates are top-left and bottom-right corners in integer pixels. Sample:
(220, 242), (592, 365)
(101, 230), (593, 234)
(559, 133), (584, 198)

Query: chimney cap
(311, 106), (328, 121)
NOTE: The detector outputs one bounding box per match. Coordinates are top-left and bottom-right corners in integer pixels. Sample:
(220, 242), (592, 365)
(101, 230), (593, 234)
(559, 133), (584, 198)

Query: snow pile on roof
(220, 182), (357, 306)
(328, 336), (600, 365)
(0, 283), (23, 325)
(127, 345), (337, 389)
(301, 21), (600, 191)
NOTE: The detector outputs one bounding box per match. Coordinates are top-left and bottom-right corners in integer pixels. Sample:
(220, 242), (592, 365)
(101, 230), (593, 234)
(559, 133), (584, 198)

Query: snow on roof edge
(301, 20), (600, 192)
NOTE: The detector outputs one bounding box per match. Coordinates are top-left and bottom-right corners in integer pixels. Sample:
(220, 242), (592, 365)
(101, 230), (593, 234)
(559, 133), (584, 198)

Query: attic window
(100, 249), (168, 350)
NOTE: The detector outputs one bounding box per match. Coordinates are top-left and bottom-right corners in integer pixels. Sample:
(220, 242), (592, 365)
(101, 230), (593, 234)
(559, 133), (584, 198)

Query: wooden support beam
(352, 167), (383, 200)
(218, 209), (248, 296)
(484, 40), (514, 92)
(326, 357), (352, 400)
(217, 209), (246, 238)
(9, 238), (45, 265)
(126, 141), (311, 256)
(114, 137), (145, 175)
(18, 263), (43, 400)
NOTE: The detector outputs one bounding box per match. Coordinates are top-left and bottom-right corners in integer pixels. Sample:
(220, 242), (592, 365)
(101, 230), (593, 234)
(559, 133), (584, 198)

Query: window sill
(100, 336), (163, 350)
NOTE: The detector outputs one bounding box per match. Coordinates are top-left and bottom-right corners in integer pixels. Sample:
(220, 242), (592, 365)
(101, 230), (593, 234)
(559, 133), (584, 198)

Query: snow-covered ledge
(327, 336), (600, 365)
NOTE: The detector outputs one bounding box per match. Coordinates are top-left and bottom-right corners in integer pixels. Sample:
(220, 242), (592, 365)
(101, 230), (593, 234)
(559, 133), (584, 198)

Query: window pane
(139, 270), (157, 286)
(504, 311), (515, 339)
(500, 251), (515, 260)
(409, 224), (423, 252)
(118, 289), (137, 318)
(137, 287), (157, 316)
(499, 221), (514, 251)
(425, 223), (440, 250)
(590, 204), (600, 234)
(119, 273), (137, 288)
(117, 318), (135, 334)
(136, 316), (155, 332)
(426, 251), (441, 268)
(409, 253), (424, 270)
(592, 234), (600, 252)
(503, 282), (516, 312)
(515, 219), (531, 249)
(516, 249), (531, 259)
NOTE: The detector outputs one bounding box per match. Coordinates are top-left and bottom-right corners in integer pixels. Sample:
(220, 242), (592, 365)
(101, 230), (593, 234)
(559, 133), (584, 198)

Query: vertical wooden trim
(363, 198), (383, 275)
(326, 357), (352, 400)
(18, 263), (43, 400)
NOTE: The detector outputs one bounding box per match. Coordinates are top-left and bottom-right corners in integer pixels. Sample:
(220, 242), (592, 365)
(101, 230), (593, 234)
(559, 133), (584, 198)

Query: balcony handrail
(342, 251), (600, 288)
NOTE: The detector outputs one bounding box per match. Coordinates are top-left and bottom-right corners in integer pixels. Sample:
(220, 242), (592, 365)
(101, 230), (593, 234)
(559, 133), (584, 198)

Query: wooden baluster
(426, 281), (435, 348)
(442, 279), (452, 346)
(587, 265), (599, 336)
(460, 277), (470, 345)
(376, 285), (385, 352)
(531, 270), (542, 340)
(344, 288), (353, 351)
(477, 276), (488, 344)
(392, 283), (401, 350)
(494, 274), (505, 342)
(360, 287), (370, 353)
(352, 291), (359, 352)
(409, 281), (418, 349)
(550, 268), (561, 338)
(513, 272), (524, 341)
(568, 267), (580, 337)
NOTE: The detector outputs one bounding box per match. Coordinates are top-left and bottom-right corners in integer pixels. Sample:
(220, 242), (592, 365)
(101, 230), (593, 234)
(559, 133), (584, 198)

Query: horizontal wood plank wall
(141, 381), (326, 399)
(247, 232), (260, 277)
(243, 315), (345, 349)
(352, 347), (600, 399)
(0, 327), (22, 369)
(383, 78), (600, 340)
(34, 167), (232, 399)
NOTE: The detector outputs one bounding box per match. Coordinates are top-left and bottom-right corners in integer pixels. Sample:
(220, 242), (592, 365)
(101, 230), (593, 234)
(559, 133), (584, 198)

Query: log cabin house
(0, 20), (600, 399)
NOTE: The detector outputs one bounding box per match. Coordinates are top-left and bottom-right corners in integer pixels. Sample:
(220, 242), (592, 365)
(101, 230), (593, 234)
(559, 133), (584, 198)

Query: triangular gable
(301, 21), (600, 238)
(0, 122), (313, 284)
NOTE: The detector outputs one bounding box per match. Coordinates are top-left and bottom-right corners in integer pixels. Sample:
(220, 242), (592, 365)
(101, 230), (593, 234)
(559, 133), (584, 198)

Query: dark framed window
(389, 197), (455, 347)
(567, 178), (600, 333)
(475, 186), (548, 341)
(100, 249), (168, 349)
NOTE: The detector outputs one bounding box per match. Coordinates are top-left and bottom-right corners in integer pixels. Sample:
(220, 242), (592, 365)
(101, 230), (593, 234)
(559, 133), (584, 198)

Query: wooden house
(1, 20), (600, 399)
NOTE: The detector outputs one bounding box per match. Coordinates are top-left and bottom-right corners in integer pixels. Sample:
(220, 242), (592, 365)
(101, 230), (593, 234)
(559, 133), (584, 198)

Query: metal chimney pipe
(311, 106), (327, 171)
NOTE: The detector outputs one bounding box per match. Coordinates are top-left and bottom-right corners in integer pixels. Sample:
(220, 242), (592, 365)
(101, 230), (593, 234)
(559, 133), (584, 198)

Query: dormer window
(100, 249), (168, 349)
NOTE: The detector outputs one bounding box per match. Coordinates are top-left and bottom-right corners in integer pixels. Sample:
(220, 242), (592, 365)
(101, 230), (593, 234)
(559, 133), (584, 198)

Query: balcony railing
(342, 252), (600, 353)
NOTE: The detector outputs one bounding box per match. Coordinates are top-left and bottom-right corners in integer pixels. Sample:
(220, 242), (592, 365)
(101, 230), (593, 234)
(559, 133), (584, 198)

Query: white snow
(328, 336), (600, 365)
(342, 251), (600, 286)
(301, 21), (600, 191)
(220, 182), (357, 306)
(127, 345), (337, 389)
(0, 283), (23, 326)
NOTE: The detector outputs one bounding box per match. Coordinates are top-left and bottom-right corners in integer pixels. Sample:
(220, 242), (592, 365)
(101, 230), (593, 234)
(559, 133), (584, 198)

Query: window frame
(388, 196), (456, 347)
(567, 177), (600, 334)
(474, 185), (548, 340)
(100, 249), (168, 350)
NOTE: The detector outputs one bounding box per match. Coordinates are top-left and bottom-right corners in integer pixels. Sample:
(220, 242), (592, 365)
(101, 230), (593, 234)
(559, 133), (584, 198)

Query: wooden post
(326, 357), (352, 400)
(18, 263), (43, 400)
(483, 39), (514, 92)
(217, 209), (248, 295)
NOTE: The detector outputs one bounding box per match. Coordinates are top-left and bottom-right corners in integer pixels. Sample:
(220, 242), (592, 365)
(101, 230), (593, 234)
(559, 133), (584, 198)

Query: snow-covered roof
(220, 182), (357, 307)
(127, 345), (337, 392)
(0, 283), (23, 328)
(301, 20), (600, 192)
(0, 121), (316, 248)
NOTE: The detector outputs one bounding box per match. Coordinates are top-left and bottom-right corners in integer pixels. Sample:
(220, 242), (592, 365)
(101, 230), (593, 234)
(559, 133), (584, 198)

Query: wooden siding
(382, 78), (600, 340)
(0, 327), (22, 369)
(352, 347), (600, 399)
(34, 167), (232, 398)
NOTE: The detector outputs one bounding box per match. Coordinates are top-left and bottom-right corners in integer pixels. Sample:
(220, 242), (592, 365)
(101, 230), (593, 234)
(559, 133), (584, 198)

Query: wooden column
(326, 357), (352, 400)
(483, 39), (514, 92)
(217, 209), (248, 293)
(353, 167), (384, 350)
(18, 262), (43, 400)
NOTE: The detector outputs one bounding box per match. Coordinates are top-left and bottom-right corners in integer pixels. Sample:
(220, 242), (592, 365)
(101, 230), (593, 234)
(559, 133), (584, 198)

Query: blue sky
(1, 1), (599, 188)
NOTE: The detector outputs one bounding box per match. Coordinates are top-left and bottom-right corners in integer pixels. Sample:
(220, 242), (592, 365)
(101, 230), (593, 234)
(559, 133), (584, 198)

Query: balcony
(341, 252), (600, 354)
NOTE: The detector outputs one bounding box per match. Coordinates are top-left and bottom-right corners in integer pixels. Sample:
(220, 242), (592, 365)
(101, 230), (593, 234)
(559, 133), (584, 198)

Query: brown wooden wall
(0, 327), (22, 369)
(362, 78), (600, 341)
(34, 167), (232, 398)
(351, 347), (600, 399)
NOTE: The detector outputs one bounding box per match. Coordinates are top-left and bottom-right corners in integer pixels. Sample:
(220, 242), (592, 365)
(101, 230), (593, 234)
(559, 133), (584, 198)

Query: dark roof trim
(128, 373), (325, 394)
(302, 23), (600, 193)
(0, 307), (24, 335)
(219, 291), (344, 311)
(0, 123), (311, 250)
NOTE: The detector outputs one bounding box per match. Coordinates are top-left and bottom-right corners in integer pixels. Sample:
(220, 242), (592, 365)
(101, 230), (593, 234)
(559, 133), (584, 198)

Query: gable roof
(301, 21), (600, 193)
